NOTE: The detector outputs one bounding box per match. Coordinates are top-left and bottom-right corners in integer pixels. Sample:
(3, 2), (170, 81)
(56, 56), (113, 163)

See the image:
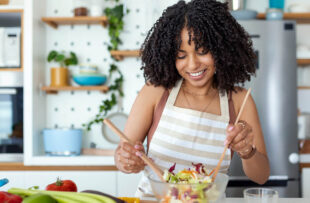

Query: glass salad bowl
(148, 172), (229, 203)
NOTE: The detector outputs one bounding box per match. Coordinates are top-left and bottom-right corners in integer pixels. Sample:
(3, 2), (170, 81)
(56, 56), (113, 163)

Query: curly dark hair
(140, 0), (256, 92)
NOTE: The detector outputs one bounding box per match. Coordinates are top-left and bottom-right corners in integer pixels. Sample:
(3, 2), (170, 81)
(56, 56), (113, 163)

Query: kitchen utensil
(101, 112), (128, 144)
(244, 188), (278, 203)
(0, 178), (8, 187)
(43, 128), (83, 156)
(212, 88), (252, 182)
(73, 74), (107, 86)
(103, 119), (165, 182)
(148, 173), (229, 203)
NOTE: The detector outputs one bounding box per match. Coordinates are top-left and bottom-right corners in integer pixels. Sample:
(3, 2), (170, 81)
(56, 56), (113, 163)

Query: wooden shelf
(257, 13), (310, 24)
(110, 50), (140, 60)
(297, 59), (310, 66)
(0, 68), (22, 71)
(41, 16), (108, 29)
(41, 85), (109, 94)
(298, 86), (310, 89)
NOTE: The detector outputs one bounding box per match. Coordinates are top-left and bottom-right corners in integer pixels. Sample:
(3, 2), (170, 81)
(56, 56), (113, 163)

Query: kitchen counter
(142, 198), (310, 203)
(0, 162), (117, 171)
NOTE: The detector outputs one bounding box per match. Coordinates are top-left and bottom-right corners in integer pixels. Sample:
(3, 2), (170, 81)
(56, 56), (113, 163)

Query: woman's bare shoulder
(138, 83), (167, 106)
(231, 87), (254, 110)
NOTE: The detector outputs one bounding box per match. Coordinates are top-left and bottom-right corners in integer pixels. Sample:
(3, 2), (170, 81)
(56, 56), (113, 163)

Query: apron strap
(147, 89), (169, 151)
(228, 91), (236, 124)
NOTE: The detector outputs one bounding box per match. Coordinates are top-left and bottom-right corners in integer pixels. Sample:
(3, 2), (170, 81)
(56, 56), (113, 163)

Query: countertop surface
(142, 198), (310, 203)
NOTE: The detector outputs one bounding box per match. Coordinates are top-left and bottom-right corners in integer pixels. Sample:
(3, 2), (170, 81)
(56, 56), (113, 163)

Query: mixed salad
(161, 163), (218, 203)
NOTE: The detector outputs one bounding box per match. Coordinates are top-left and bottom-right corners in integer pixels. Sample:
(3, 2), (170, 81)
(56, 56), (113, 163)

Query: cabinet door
(302, 168), (310, 198)
(117, 171), (142, 197)
(0, 171), (25, 191)
(24, 171), (117, 196)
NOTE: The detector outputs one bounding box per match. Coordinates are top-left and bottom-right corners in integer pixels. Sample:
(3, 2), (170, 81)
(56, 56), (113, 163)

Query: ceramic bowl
(73, 74), (107, 86)
(148, 173), (229, 203)
(230, 10), (258, 20)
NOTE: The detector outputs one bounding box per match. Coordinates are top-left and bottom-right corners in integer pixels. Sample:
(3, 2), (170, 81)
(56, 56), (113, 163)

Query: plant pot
(0, 0), (9, 5)
(43, 128), (83, 156)
(50, 67), (69, 87)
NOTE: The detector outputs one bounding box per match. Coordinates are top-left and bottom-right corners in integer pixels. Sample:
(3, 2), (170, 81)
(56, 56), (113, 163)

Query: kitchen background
(0, 0), (310, 198)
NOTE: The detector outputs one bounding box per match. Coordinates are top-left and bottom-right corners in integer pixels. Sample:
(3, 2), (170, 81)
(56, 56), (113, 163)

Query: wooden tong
(103, 119), (165, 182)
(212, 88), (252, 182)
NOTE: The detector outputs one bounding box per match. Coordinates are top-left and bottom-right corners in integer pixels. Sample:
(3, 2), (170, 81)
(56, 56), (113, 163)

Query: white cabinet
(0, 171), (117, 196)
(0, 172), (25, 191)
(302, 168), (310, 198)
(0, 171), (143, 197)
(117, 172), (142, 197)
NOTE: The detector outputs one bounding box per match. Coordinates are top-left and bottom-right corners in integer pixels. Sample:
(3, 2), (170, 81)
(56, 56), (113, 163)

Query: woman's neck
(182, 80), (214, 96)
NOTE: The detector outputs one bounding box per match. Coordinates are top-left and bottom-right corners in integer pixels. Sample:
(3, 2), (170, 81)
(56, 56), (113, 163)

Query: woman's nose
(187, 55), (199, 70)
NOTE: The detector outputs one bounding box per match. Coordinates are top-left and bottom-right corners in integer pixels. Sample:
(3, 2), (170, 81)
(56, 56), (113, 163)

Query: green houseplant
(47, 50), (78, 87)
(85, 2), (128, 130)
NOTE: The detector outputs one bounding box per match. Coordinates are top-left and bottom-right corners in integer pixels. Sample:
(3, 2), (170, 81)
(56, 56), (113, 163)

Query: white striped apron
(136, 79), (231, 197)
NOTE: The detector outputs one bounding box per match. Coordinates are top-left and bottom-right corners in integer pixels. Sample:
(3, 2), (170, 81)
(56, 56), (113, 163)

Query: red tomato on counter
(45, 178), (77, 192)
(0, 191), (22, 203)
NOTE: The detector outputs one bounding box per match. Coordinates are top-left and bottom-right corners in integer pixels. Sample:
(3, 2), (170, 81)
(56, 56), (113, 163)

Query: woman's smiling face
(175, 28), (216, 88)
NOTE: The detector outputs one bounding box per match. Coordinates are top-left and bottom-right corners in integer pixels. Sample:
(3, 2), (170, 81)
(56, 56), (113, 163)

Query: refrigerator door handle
(228, 176), (289, 187)
(288, 153), (299, 164)
(0, 88), (17, 95)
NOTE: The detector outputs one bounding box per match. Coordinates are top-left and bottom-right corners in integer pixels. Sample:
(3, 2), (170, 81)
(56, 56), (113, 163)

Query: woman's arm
(226, 88), (270, 184)
(114, 84), (165, 173)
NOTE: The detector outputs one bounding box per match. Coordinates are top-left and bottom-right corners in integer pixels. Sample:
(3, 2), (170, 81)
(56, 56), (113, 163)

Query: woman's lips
(187, 69), (207, 80)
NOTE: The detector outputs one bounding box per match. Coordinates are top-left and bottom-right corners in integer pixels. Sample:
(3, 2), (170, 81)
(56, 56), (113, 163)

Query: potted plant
(47, 50), (78, 87)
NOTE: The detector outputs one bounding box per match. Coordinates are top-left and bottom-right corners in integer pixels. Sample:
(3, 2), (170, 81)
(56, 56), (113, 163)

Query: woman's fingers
(231, 125), (252, 144)
(134, 141), (145, 152)
(226, 121), (252, 145)
(117, 141), (146, 173)
(231, 133), (254, 152)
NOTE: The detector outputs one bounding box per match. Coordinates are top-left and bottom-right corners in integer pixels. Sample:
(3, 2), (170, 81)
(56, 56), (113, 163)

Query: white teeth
(189, 70), (204, 77)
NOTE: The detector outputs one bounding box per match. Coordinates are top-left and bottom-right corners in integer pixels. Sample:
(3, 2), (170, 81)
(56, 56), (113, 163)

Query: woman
(114, 0), (270, 196)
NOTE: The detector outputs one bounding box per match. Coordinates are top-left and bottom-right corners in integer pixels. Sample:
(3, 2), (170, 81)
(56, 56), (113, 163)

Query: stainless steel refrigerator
(226, 20), (300, 197)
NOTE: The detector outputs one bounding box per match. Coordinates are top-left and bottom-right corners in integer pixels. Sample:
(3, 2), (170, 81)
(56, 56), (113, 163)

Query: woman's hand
(115, 141), (146, 173)
(225, 120), (254, 158)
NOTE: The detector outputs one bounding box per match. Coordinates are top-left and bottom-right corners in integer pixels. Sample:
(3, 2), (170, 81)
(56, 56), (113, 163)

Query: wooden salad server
(103, 119), (165, 182)
(212, 88), (252, 182)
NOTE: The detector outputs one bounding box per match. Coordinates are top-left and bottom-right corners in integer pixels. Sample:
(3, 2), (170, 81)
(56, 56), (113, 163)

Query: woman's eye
(197, 48), (208, 55)
(197, 51), (207, 55)
(177, 54), (186, 59)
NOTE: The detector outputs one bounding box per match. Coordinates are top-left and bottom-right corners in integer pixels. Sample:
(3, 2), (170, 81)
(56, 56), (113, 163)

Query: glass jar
(90, 0), (103, 16)
(73, 0), (89, 16)
(266, 8), (283, 20)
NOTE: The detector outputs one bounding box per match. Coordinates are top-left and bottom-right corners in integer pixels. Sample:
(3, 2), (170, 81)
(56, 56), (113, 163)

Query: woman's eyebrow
(178, 50), (186, 52)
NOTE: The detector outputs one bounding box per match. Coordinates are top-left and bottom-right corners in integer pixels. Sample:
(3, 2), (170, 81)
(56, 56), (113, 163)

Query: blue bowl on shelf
(230, 10), (258, 20)
(73, 74), (107, 86)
